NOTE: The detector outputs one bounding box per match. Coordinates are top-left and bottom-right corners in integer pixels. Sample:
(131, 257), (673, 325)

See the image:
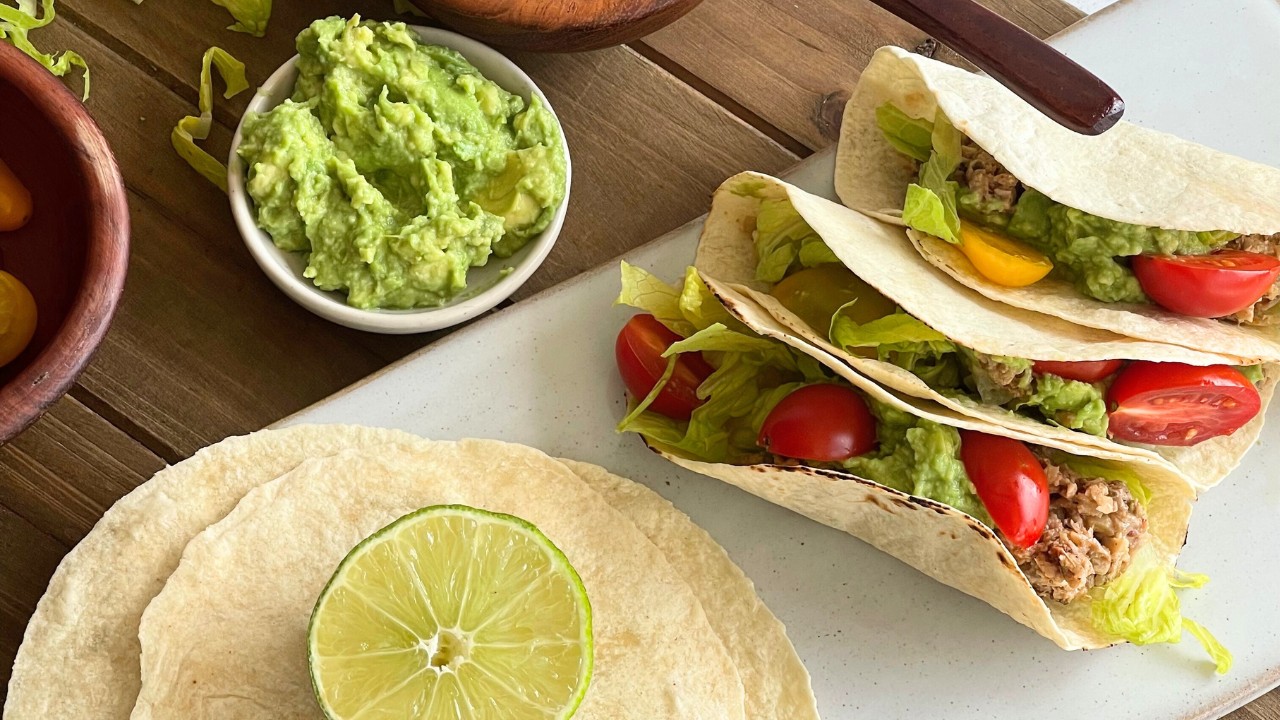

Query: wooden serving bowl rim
(0, 42), (130, 444)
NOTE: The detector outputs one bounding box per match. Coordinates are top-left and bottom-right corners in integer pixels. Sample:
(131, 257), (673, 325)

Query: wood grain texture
(642, 0), (1083, 150)
(416, 0), (704, 51)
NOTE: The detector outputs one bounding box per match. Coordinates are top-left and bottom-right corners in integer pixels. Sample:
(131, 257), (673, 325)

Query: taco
(835, 45), (1280, 363)
(693, 171), (1276, 491)
(612, 262), (1228, 668)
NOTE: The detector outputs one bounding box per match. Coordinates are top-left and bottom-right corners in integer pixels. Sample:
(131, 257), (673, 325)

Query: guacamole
(970, 188), (1233, 304)
(238, 17), (567, 309)
(842, 401), (990, 524)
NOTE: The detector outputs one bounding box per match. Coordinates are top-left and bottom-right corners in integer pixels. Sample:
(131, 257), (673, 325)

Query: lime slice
(308, 505), (593, 720)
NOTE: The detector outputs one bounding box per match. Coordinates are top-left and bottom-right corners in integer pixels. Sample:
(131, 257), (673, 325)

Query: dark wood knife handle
(867, 0), (1124, 135)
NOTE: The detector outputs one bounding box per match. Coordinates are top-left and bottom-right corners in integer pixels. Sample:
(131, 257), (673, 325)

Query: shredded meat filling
(954, 140), (1021, 214)
(1227, 233), (1280, 326)
(1007, 459), (1148, 604)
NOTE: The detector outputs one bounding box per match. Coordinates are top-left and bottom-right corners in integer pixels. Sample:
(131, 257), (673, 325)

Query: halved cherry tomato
(1106, 362), (1260, 446)
(1031, 359), (1125, 383)
(758, 384), (878, 462)
(769, 264), (897, 333)
(1133, 250), (1280, 318)
(958, 431), (1050, 549)
(958, 223), (1053, 287)
(615, 314), (714, 420)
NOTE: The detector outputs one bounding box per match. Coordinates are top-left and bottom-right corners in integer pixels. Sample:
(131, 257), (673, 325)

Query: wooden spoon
(410, 0), (704, 53)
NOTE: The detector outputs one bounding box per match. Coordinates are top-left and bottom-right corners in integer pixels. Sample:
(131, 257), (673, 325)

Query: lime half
(309, 505), (593, 720)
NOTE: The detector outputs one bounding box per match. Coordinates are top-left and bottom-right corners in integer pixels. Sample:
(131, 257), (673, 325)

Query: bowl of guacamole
(228, 17), (571, 334)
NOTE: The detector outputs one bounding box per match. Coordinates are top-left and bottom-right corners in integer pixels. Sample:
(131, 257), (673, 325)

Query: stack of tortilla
(3, 426), (819, 720)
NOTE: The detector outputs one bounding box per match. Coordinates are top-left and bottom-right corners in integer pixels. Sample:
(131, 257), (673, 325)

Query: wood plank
(0, 395), (162, 545)
(642, 0), (1083, 150)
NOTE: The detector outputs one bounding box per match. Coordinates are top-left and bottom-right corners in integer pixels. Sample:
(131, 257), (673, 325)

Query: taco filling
(613, 262), (1227, 669)
(876, 103), (1280, 324)
(748, 196), (1264, 447)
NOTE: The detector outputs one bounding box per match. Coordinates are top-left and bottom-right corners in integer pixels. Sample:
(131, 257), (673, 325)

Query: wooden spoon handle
(867, 0), (1124, 135)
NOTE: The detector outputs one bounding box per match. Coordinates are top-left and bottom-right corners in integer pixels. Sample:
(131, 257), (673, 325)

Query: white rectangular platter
(283, 0), (1280, 715)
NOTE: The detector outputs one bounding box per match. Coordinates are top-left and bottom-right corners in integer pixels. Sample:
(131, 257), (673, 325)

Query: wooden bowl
(0, 42), (129, 444)
(411, 0), (704, 52)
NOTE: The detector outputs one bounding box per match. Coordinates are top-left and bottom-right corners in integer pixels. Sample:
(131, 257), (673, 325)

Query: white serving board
(283, 0), (1280, 716)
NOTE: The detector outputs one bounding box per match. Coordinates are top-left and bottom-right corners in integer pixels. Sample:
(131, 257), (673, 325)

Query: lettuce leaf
(210, 0), (272, 37)
(616, 263), (738, 338)
(172, 47), (249, 193)
(875, 103), (934, 162)
(753, 198), (839, 283)
(830, 310), (961, 388)
(1091, 561), (1231, 674)
(879, 103), (964, 243)
(0, 0), (88, 99)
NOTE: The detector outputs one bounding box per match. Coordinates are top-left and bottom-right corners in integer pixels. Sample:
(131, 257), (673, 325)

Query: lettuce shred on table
(0, 0), (89, 99)
(1091, 559), (1232, 674)
(132, 0), (272, 37)
(172, 47), (248, 192)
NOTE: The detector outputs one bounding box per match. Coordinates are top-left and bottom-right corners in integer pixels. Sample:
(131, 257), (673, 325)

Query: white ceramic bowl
(227, 26), (571, 334)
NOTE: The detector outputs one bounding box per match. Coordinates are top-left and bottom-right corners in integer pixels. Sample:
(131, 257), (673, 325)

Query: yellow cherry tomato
(0, 158), (33, 232)
(0, 271), (37, 367)
(958, 223), (1053, 287)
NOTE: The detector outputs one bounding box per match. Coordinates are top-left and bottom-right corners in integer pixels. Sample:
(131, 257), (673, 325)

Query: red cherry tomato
(958, 431), (1050, 549)
(1106, 362), (1260, 446)
(757, 384), (878, 462)
(1031, 359), (1125, 383)
(1133, 250), (1280, 318)
(615, 314), (714, 420)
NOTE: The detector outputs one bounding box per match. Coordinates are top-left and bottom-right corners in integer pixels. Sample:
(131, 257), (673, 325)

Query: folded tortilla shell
(835, 45), (1280, 362)
(653, 288), (1196, 651)
(694, 171), (1276, 490)
(130, 441), (749, 720)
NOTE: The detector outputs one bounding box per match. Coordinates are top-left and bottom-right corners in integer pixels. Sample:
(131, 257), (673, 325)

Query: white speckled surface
(283, 1), (1280, 716)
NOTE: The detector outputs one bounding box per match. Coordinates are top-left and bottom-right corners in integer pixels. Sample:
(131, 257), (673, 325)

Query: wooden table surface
(1, 1), (1275, 717)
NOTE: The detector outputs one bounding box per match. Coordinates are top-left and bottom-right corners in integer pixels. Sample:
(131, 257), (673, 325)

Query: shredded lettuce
(753, 198), (840, 282)
(878, 103), (964, 243)
(0, 0), (88, 99)
(830, 310), (961, 388)
(1091, 561), (1231, 674)
(173, 47), (249, 192)
(875, 103), (934, 163)
(392, 0), (428, 16)
(209, 0), (272, 37)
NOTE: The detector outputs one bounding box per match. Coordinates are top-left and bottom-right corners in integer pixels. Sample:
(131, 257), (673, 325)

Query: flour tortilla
(563, 460), (818, 720)
(130, 441), (748, 720)
(834, 45), (1280, 362)
(4, 425), (421, 720)
(654, 289), (1197, 651)
(8, 428), (816, 720)
(694, 171), (1276, 490)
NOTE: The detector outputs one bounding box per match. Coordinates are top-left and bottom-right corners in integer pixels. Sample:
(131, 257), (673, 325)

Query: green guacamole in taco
(611, 262), (1227, 669)
(836, 46), (1280, 362)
